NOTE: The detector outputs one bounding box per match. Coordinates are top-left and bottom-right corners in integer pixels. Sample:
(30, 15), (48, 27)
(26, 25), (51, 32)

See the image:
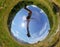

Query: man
(24, 5), (32, 37)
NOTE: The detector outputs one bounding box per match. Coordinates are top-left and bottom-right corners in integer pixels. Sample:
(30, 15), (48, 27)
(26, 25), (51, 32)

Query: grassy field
(52, 0), (60, 7)
(0, 0), (60, 47)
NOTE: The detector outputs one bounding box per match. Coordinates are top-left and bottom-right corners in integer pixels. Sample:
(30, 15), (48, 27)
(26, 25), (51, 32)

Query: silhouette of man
(24, 5), (32, 37)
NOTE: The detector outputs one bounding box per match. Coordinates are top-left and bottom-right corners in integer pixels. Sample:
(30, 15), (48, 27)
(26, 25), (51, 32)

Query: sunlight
(21, 22), (26, 28)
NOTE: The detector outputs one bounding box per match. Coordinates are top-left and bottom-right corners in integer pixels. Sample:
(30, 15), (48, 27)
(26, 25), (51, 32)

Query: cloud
(31, 5), (38, 8)
(40, 9), (44, 13)
(12, 21), (15, 25)
(22, 16), (26, 21)
(39, 23), (47, 35)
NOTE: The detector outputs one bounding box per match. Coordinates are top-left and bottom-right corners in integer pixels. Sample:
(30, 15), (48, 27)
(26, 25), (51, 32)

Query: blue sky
(11, 5), (50, 44)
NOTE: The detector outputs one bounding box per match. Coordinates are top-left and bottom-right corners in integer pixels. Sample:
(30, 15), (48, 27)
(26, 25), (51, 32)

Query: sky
(11, 5), (50, 44)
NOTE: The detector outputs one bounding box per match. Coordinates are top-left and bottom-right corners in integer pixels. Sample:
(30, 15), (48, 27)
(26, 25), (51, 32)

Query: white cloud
(39, 31), (49, 41)
(39, 23), (47, 35)
(15, 31), (19, 37)
(12, 21), (15, 25)
(22, 16), (26, 21)
(31, 5), (37, 8)
(40, 9), (44, 13)
(26, 6), (29, 8)
(11, 29), (18, 37)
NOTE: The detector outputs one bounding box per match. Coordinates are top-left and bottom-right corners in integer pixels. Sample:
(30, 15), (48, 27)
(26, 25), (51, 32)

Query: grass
(52, 0), (60, 7)
(0, 0), (59, 47)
